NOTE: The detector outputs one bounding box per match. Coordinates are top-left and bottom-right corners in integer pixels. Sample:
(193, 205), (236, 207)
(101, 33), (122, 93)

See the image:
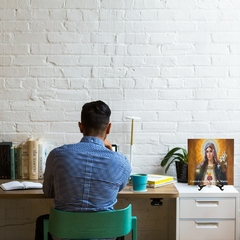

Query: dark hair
(81, 100), (111, 135)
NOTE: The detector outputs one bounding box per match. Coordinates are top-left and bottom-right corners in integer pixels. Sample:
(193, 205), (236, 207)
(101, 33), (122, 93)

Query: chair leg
(132, 216), (137, 240)
(116, 237), (124, 240)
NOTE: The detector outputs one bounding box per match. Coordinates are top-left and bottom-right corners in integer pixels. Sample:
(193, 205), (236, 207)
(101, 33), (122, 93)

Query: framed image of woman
(188, 139), (234, 186)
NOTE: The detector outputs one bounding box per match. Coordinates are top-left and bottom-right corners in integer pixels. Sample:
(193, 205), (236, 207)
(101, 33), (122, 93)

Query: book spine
(0, 142), (12, 179)
(28, 140), (38, 180)
(10, 147), (15, 179)
(17, 147), (22, 179)
(38, 143), (45, 179)
(21, 142), (29, 179)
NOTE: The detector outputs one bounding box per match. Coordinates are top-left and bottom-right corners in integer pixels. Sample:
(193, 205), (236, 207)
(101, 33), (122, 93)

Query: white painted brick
(88, 89), (124, 100)
(158, 111), (192, 122)
(230, 44), (240, 53)
(0, 9), (15, 19)
(177, 33), (212, 43)
(30, 111), (64, 122)
(86, 78), (103, 89)
(166, 0), (198, 9)
(96, 33), (116, 44)
(0, 44), (29, 54)
(0, 0), (29, 9)
(13, 56), (46, 66)
(30, 21), (66, 32)
(1, 89), (29, 100)
(212, 32), (240, 43)
(159, 89), (193, 99)
(47, 56), (78, 66)
(195, 67), (228, 77)
(65, 21), (98, 33)
(178, 122), (211, 132)
(0, 56), (12, 66)
(16, 123), (50, 133)
(195, 43), (230, 54)
(143, 100), (177, 111)
(161, 67), (194, 78)
(31, 0), (65, 9)
(37, 79), (54, 89)
(0, 111), (30, 122)
(177, 56), (211, 66)
(44, 100), (78, 111)
(0, 99), (10, 111)
(32, 9), (50, 20)
(10, 99), (44, 111)
(50, 122), (77, 133)
(150, 33), (177, 44)
(65, 0), (98, 9)
(5, 78), (22, 88)
(0, 33), (11, 44)
(143, 122), (177, 132)
(100, 0), (134, 9)
(47, 33), (83, 44)
(195, 88), (228, 99)
(53, 79), (69, 89)
(62, 67), (92, 78)
(0, 67), (28, 77)
(229, 67), (240, 77)
(49, 10), (67, 20)
(125, 89), (158, 100)
(29, 67), (62, 77)
(13, 33), (48, 44)
(56, 90), (89, 101)
(177, 100), (208, 111)
(63, 44), (95, 54)
(31, 44), (63, 54)
(69, 78), (86, 89)
(212, 55), (240, 66)
(162, 44), (195, 55)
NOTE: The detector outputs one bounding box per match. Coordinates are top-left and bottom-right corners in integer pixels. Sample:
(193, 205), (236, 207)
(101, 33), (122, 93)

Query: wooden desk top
(119, 184), (178, 199)
(0, 180), (178, 199)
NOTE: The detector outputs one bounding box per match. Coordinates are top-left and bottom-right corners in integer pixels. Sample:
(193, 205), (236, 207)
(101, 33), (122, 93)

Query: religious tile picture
(188, 139), (234, 186)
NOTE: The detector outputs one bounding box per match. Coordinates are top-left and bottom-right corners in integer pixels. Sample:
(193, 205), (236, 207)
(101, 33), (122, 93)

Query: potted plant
(160, 147), (188, 183)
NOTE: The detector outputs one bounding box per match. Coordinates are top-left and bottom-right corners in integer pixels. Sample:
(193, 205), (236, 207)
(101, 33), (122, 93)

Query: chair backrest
(44, 204), (137, 240)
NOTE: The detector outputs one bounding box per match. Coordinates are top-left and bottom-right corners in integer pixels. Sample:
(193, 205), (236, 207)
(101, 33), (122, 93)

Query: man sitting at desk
(35, 100), (131, 240)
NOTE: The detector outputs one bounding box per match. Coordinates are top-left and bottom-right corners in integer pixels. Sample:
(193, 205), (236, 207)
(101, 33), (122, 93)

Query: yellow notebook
(147, 174), (174, 186)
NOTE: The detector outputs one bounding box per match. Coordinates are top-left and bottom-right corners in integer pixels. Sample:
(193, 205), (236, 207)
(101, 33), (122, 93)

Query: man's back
(43, 136), (131, 212)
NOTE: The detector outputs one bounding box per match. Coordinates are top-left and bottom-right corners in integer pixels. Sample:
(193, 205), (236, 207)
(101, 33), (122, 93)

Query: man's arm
(119, 157), (132, 191)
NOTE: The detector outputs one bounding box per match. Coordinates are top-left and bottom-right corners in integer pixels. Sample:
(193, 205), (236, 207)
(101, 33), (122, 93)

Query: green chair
(43, 204), (137, 240)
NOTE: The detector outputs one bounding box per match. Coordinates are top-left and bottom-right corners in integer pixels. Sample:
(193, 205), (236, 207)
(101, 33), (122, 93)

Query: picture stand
(198, 184), (224, 191)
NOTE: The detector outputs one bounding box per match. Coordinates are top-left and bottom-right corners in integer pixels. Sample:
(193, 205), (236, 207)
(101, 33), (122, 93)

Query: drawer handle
(195, 220), (219, 228)
(195, 199), (220, 207)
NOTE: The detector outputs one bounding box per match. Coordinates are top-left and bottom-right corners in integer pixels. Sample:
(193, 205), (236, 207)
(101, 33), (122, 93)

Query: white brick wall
(1, 0), (240, 236)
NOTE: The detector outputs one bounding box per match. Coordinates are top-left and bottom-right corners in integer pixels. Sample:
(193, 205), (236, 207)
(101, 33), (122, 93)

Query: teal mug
(131, 174), (148, 192)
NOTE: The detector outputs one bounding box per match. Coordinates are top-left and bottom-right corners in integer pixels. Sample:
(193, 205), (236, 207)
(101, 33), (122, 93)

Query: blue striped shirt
(43, 136), (131, 212)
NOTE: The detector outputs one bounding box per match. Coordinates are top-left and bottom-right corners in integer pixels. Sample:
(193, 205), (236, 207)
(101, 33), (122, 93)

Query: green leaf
(161, 147), (188, 173)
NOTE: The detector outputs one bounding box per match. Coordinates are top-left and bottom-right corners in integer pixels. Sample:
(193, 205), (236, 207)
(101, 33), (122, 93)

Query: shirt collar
(80, 136), (105, 146)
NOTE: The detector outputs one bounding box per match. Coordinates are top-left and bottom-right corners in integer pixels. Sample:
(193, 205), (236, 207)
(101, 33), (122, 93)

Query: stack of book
(0, 140), (54, 180)
(147, 174), (175, 188)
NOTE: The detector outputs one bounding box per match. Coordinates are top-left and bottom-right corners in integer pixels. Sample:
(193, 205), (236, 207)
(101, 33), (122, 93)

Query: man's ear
(78, 122), (83, 133)
(106, 123), (111, 134)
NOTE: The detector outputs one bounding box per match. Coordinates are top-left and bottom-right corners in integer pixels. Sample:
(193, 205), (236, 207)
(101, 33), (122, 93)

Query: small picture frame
(188, 139), (234, 186)
(112, 144), (118, 152)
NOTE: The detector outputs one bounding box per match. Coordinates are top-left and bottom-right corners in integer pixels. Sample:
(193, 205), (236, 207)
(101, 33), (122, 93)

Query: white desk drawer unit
(175, 183), (239, 240)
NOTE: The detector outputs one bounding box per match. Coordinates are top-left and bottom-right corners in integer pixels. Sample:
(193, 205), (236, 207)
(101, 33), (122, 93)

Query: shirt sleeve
(118, 156), (131, 191)
(43, 149), (55, 197)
